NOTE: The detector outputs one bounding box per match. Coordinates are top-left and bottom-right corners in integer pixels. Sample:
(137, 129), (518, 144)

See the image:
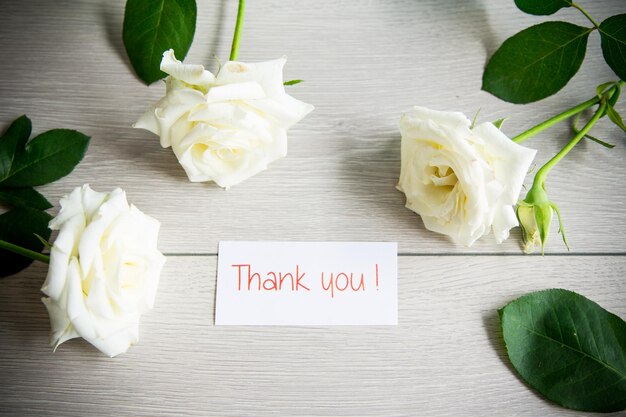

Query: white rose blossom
(135, 49), (314, 189)
(41, 185), (166, 357)
(397, 106), (537, 246)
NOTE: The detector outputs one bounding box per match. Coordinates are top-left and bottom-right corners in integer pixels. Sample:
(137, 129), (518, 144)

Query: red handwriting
(321, 263), (379, 298)
(232, 264), (310, 292)
(231, 263), (381, 297)
(375, 263), (379, 290)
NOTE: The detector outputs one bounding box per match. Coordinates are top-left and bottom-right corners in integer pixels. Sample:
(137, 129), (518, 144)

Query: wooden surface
(1, 0), (625, 416)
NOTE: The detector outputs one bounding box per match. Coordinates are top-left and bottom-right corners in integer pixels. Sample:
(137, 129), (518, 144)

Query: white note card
(215, 241), (398, 325)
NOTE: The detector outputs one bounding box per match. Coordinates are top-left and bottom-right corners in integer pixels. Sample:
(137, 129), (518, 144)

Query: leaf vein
(515, 321), (626, 379)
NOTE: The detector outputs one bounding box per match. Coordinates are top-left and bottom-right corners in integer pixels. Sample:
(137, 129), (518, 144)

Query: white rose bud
(135, 49), (314, 189)
(41, 185), (166, 357)
(397, 106), (536, 246)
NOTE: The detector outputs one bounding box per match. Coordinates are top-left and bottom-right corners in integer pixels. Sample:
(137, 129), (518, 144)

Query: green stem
(533, 101), (607, 187)
(512, 95), (600, 144)
(570, 2), (600, 29)
(512, 82), (623, 144)
(229, 0), (245, 61)
(0, 239), (50, 264)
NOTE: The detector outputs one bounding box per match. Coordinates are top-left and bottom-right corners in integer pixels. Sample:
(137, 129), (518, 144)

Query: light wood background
(1, 0), (625, 416)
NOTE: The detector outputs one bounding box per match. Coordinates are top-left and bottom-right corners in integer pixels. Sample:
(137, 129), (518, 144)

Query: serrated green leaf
(0, 129), (90, 187)
(499, 289), (626, 412)
(284, 79), (303, 86)
(0, 187), (52, 210)
(514, 0), (571, 15)
(123, 0), (197, 85)
(606, 105), (626, 133)
(0, 208), (52, 278)
(599, 14), (626, 81)
(0, 115), (31, 181)
(483, 22), (592, 104)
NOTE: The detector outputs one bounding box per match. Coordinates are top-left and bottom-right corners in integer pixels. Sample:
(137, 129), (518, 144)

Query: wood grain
(0, 0), (624, 253)
(0, 0), (625, 415)
(1, 256), (625, 416)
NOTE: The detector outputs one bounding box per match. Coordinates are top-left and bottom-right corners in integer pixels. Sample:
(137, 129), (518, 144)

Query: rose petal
(135, 54), (313, 188)
(492, 205), (519, 243)
(160, 49), (215, 88)
(206, 81), (266, 102)
(42, 185), (165, 357)
(472, 122), (537, 205)
(41, 296), (79, 349)
(398, 107), (536, 246)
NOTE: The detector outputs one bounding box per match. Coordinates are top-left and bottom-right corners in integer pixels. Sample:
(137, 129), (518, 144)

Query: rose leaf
(492, 118), (505, 129)
(0, 208), (52, 278)
(572, 114), (615, 149)
(499, 289), (626, 412)
(599, 14), (626, 81)
(123, 0), (197, 85)
(483, 22), (592, 104)
(0, 115), (31, 181)
(0, 129), (90, 188)
(0, 187), (52, 210)
(514, 0), (571, 16)
(606, 105), (626, 133)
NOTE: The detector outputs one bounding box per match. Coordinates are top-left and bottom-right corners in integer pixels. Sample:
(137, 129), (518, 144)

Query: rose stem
(571, 2), (600, 29)
(229, 0), (246, 61)
(512, 96), (599, 144)
(512, 82), (622, 144)
(531, 101), (607, 188)
(0, 239), (50, 264)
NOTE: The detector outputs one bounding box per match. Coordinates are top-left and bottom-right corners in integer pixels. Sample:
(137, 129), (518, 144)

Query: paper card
(215, 241), (398, 325)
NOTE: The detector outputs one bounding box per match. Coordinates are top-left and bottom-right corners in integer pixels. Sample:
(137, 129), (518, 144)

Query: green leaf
(470, 108), (481, 129)
(34, 233), (53, 250)
(608, 83), (621, 108)
(284, 79), (303, 86)
(606, 105), (626, 133)
(0, 208), (52, 278)
(599, 14), (626, 81)
(123, 0), (197, 85)
(0, 187), (52, 210)
(492, 118), (505, 130)
(483, 22), (592, 104)
(586, 135), (615, 148)
(573, 113), (615, 148)
(0, 115), (31, 181)
(499, 289), (626, 412)
(514, 0), (571, 15)
(0, 129), (90, 187)
(596, 81), (616, 98)
(585, 135), (616, 148)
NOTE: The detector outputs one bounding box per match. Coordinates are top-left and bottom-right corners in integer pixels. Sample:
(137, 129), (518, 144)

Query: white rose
(135, 49), (314, 189)
(397, 106), (536, 246)
(41, 185), (166, 357)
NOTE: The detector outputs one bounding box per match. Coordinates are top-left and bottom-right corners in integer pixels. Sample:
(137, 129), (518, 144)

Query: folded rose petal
(160, 49), (215, 88)
(41, 185), (165, 357)
(398, 106), (537, 246)
(135, 49), (314, 188)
